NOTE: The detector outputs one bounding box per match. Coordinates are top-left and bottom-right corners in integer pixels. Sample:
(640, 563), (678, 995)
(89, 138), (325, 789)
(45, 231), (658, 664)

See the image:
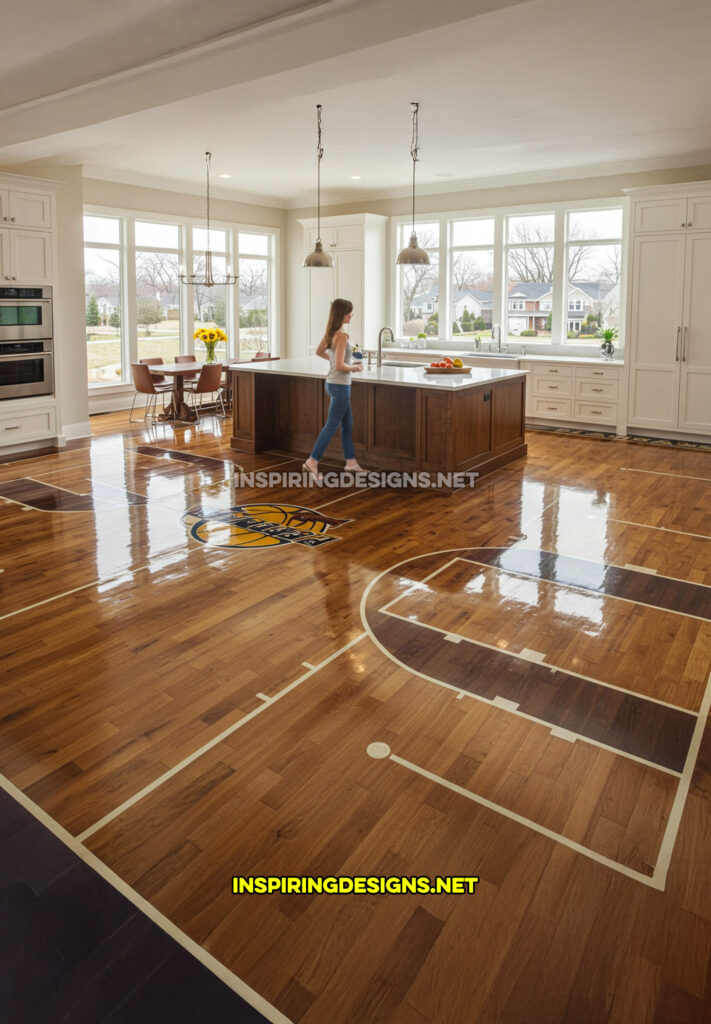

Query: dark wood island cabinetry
(230, 359), (527, 478)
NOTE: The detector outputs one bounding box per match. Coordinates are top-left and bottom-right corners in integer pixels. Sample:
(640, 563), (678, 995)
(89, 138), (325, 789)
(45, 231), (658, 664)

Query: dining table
(149, 357), (279, 423)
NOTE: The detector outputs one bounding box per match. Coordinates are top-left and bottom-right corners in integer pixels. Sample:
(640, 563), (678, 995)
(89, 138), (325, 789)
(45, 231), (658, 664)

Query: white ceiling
(2, 0), (711, 207)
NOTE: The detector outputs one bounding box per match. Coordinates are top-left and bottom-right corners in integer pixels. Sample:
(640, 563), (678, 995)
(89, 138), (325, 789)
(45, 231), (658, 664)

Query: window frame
(390, 197), (627, 352)
(84, 204), (279, 389)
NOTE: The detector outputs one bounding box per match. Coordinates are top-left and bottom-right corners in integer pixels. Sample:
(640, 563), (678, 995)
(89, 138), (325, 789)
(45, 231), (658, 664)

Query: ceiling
(2, 0), (711, 207)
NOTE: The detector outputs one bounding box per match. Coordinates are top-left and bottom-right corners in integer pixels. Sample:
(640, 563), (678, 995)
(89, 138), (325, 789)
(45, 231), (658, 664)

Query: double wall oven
(0, 287), (53, 399)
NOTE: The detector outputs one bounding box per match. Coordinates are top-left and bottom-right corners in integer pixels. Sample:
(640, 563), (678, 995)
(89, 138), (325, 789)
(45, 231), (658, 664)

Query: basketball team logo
(181, 503), (351, 550)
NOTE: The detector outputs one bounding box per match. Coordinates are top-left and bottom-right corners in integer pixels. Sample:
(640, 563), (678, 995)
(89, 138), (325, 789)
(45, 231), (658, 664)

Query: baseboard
(61, 420), (92, 441)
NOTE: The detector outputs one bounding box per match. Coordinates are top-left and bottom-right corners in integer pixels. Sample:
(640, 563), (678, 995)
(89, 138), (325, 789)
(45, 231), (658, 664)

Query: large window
(84, 215), (124, 384)
(393, 202), (624, 348)
(397, 222), (439, 339)
(83, 210), (277, 387)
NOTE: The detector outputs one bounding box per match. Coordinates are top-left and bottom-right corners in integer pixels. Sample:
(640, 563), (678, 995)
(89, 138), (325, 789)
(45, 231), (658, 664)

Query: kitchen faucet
(377, 326), (394, 367)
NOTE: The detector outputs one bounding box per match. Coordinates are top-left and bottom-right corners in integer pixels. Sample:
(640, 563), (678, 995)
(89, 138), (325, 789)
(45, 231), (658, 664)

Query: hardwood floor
(1, 410), (711, 1022)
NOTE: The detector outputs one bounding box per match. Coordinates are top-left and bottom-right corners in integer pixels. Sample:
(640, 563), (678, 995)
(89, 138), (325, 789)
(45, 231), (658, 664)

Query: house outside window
(392, 201), (625, 348)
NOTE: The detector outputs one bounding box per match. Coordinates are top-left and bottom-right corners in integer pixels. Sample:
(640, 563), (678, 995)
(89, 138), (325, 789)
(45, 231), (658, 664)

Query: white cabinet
(300, 213), (387, 358)
(0, 189), (52, 229)
(633, 192), (711, 234)
(0, 402), (56, 445)
(0, 228), (52, 284)
(522, 360), (624, 430)
(626, 213), (711, 434)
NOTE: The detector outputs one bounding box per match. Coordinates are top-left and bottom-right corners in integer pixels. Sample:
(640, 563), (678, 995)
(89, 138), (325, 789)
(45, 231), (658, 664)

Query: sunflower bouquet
(193, 327), (227, 363)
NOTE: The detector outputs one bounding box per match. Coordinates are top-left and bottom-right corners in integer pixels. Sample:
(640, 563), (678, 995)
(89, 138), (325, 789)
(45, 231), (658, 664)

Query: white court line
(620, 467), (711, 483)
(0, 773), (293, 1024)
(378, 558), (461, 615)
(0, 565), (152, 623)
(609, 517), (711, 542)
(652, 672), (711, 889)
(256, 692), (273, 703)
(301, 662), (316, 670)
(383, 606), (694, 719)
(76, 633), (366, 842)
(451, 554), (711, 625)
(313, 488), (370, 510)
(383, 749), (662, 889)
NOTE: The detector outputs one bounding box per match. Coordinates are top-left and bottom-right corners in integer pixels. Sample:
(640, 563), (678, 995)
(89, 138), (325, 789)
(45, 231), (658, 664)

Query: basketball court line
(361, 549), (711, 889)
(76, 633), (367, 843)
(370, 744), (664, 890)
(0, 772), (293, 1024)
(378, 608), (686, 776)
(609, 518), (711, 541)
(620, 467), (711, 483)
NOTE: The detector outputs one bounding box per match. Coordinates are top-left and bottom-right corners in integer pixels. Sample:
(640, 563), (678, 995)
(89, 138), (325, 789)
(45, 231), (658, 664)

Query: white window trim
(390, 196), (628, 355)
(84, 204), (279, 388)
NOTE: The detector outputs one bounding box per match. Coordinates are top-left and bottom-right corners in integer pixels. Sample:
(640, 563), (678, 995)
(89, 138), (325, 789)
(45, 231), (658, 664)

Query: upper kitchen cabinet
(0, 189), (53, 230)
(299, 213), (387, 358)
(632, 185), (711, 233)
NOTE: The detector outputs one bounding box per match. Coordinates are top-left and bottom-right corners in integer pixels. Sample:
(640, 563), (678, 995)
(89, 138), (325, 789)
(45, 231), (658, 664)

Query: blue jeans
(311, 382), (354, 462)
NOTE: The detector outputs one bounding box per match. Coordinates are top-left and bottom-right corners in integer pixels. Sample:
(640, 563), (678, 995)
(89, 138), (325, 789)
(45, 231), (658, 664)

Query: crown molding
(83, 165), (287, 209)
(0, 169), (64, 190)
(286, 148), (711, 210)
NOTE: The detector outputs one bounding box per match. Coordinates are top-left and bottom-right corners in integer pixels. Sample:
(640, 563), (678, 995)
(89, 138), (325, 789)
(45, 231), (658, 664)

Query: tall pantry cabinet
(298, 214), (387, 356)
(625, 184), (711, 435)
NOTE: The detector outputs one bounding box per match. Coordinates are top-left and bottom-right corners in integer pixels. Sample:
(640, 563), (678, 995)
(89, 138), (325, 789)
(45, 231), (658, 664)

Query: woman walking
(304, 298), (364, 482)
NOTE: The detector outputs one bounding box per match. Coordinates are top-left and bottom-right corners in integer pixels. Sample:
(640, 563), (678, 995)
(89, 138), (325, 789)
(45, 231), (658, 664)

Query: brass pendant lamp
(396, 102), (430, 266)
(180, 151), (237, 287)
(304, 104), (334, 269)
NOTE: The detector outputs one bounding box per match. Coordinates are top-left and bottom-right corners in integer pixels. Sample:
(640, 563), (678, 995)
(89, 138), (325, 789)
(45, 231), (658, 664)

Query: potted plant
(597, 327), (618, 360)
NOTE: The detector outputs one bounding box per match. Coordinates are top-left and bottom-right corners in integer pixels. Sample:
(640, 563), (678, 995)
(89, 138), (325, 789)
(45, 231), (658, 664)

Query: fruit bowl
(425, 357), (470, 374)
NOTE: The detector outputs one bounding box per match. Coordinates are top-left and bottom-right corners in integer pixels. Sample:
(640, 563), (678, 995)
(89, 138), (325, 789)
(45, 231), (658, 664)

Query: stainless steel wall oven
(0, 287), (53, 399)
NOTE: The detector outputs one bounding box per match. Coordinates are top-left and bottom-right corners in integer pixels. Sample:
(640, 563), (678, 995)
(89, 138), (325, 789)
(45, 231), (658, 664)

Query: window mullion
(552, 210), (566, 345)
(124, 217), (137, 378)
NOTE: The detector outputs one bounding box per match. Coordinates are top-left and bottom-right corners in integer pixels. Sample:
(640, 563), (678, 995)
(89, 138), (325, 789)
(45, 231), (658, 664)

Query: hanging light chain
(205, 151), (212, 256)
(410, 102), (419, 236)
(316, 104), (323, 243)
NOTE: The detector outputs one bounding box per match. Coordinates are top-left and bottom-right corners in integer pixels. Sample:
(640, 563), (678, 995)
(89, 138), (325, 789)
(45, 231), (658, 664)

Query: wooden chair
(130, 362), (172, 423)
(175, 354), (198, 380)
(184, 363), (225, 422)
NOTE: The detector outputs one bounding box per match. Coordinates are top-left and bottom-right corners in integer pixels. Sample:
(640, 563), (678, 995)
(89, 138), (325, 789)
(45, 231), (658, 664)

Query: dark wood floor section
(463, 546), (711, 619)
(369, 607), (696, 773)
(0, 788), (268, 1023)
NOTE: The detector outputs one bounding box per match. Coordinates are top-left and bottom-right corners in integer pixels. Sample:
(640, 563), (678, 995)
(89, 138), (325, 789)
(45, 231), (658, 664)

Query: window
(393, 201), (624, 348)
(397, 222), (439, 338)
(566, 208), (623, 343)
(450, 218), (494, 338)
(83, 209), (278, 387)
(84, 215), (124, 384)
(237, 232), (272, 357)
(136, 221), (182, 365)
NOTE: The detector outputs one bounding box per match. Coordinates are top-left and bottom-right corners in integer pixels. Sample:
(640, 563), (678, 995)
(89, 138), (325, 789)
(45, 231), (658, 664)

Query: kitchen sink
(382, 360), (427, 367)
(471, 351), (519, 359)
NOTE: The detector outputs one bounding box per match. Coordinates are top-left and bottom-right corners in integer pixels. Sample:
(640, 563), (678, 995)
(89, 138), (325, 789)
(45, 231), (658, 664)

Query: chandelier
(180, 151), (238, 287)
(303, 105), (334, 268)
(396, 102), (430, 266)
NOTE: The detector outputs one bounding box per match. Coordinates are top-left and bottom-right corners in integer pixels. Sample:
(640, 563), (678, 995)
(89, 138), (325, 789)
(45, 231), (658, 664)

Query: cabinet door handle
(547, 385), (559, 389)
(546, 406), (558, 410)
(675, 326), (681, 361)
(590, 410), (602, 414)
(592, 387), (603, 392)
(592, 371), (603, 376)
(549, 369), (559, 373)
(4, 425), (21, 431)
(10, 217), (15, 223)
(682, 325), (688, 362)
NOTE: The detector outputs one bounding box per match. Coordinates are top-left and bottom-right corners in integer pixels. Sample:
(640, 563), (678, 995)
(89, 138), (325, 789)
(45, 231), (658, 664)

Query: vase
(204, 340), (218, 363)
(600, 341), (615, 361)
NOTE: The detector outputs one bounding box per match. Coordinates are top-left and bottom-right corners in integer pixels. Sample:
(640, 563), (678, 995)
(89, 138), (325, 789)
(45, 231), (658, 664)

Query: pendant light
(179, 152), (237, 287)
(396, 102), (430, 266)
(304, 104), (334, 268)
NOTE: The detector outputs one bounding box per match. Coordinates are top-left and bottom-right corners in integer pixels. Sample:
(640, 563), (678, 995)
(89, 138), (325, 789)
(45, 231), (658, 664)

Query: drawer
(532, 363), (573, 379)
(0, 406), (56, 444)
(574, 364), (620, 382)
(533, 377), (573, 398)
(532, 397), (572, 419)
(575, 377), (619, 400)
(574, 400), (618, 425)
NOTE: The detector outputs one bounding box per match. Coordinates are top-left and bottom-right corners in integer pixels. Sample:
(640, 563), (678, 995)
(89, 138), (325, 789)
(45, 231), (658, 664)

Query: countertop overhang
(230, 358), (528, 391)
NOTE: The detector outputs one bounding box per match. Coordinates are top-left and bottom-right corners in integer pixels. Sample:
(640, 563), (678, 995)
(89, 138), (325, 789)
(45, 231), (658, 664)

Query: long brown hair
(324, 298), (353, 348)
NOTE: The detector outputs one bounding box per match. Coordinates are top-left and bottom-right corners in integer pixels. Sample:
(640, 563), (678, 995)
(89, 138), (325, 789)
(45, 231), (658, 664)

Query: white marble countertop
(230, 357), (528, 390)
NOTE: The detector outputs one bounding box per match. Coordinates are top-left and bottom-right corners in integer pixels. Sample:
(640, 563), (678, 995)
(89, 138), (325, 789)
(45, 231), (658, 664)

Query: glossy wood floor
(1, 410), (711, 1023)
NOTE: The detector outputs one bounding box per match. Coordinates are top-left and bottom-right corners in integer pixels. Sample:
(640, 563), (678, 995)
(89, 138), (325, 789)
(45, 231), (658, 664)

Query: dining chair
(184, 362), (225, 423)
(130, 362), (172, 423)
(175, 354), (199, 380)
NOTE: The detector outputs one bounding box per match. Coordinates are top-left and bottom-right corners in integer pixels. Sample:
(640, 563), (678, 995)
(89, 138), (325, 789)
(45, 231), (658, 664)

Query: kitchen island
(230, 359), (527, 477)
